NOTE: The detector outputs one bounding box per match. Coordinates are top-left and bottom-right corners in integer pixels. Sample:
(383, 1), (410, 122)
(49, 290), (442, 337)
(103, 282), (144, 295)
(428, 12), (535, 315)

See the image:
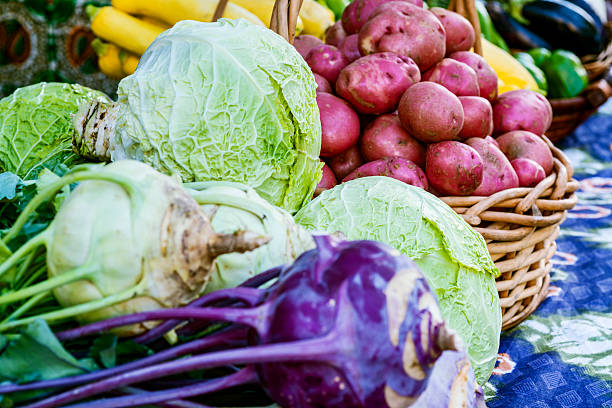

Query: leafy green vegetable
(88, 334), (153, 369)
(73, 19), (323, 214)
(0, 82), (109, 180)
(294, 176), (501, 385)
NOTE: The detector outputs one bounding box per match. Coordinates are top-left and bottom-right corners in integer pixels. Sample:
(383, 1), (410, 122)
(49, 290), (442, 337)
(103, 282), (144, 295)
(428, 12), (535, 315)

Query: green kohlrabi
(185, 181), (314, 293)
(73, 19), (323, 214)
(0, 160), (266, 336)
(294, 176), (501, 386)
(0, 83), (110, 179)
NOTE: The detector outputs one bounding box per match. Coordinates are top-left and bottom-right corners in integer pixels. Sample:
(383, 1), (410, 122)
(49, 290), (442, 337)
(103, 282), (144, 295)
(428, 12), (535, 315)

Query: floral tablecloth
(486, 103), (612, 407)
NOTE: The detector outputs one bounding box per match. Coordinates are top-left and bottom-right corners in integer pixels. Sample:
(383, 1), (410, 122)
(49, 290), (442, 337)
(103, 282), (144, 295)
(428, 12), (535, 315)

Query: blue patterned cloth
(486, 103), (612, 407)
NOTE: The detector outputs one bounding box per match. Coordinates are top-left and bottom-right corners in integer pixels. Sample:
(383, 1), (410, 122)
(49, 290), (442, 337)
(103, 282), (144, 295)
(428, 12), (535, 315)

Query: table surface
(486, 102), (612, 408)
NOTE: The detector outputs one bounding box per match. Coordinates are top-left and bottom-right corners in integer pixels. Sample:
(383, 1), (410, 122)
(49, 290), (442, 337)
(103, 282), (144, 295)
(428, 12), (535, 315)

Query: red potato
(422, 59), (480, 97)
(511, 158), (546, 187)
(328, 145), (364, 180)
(306, 44), (350, 84)
(315, 163), (338, 196)
(466, 137), (519, 195)
(358, 4), (446, 71)
(449, 51), (498, 102)
(458, 96), (493, 139)
(325, 21), (346, 47)
(425, 141), (483, 196)
(341, 0), (423, 35)
(496, 130), (554, 175)
(336, 52), (421, 115)
(360, 113), (425, 167)
(294, 35), (324, 59)
(338, 34), (361, 62)
(398, 81), (464, 143)
(317, 92), (361, 157)
(429, 8), (475, 55)
(314, 73), (333, 93)
(484, 135), (499, 148)
(342, 157), (429, 189)
(492, 89), (553, 135)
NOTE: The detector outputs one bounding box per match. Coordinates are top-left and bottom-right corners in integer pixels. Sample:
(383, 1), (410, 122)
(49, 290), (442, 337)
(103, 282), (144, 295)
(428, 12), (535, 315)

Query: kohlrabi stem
(61, 366), (257, 408)
(0, 230), (48, 279)
(2, 171), (141, 244)
(13, 246), (42, 286)
(188, 190), (270, 219)
(21, 263), (47, 288)
(1, 291), (50, 324)
(119, 387), (214, 408)
(0, 263), (96, 306)
(25, 334), (338, 408)
(56, 304), (268, 341)
(0, 327), (248, 395)
(134, 287), (264, 344)
(0, 279), (145, 332)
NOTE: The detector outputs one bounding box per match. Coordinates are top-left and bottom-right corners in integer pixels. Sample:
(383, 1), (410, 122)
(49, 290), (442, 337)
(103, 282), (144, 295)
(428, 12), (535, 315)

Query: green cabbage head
(73, 19), (322, 214)
(294, 176), (501, 385)
(186, 181), (315, 293)
(0, 82), (109, 179)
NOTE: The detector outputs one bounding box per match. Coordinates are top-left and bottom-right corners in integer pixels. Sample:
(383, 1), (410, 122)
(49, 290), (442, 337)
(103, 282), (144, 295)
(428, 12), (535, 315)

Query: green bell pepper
(541, 49), (589, 98)
(475, 0), (510, 52)
(325, 0), (351, 20)
(526, 48), (552, 67)
(514, 52), (548, 95)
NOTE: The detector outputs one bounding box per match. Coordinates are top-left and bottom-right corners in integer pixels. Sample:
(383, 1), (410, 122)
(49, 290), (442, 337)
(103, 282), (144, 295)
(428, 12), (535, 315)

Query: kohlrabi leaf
(0, 173), (24, 201)
(0, 82), (109, 180)
(295, 176), (501, 386)
(88, 334), (153, 369)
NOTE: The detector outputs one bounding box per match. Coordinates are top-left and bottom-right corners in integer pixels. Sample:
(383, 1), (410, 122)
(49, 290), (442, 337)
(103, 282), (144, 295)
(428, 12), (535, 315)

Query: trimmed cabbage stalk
(73, 19), (323, 214)
(0, 83), (109, 179)
(0, 161), (266, 335)
(294, 176), (501, 385)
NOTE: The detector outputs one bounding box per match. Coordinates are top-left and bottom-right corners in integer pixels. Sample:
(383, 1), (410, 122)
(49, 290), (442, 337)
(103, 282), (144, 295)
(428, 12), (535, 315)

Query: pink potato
(314, 73), (333, 93)
(484, 135), (499, 148)
(358, 4), (446, 71)
(306, 44), (350, 84)
(328, 145), (364, 180)
(422, 58), (480, 96)
(496, 130), (554, 175)
(425, 141), (483, 196)
(466, 137), (519, 195)
(336, 52), (421, 115)
(360, 113), (425, 167)
(458, 96), (493, 139)
(511, 158), (547, 187)
(315, 163), (338, 196)
(342, 157), (429, 189)
(430, 8), (475, 54)
(325, 21), (346, 47)
(294, 35), (324, 59)
(492, 89), (553, 135)
(317, 92), (361, 157)
(338, 34), (361, 62)
(341, 0), (423, 35)
(398, 81), (464, 143)
(449, 51), (498, 102)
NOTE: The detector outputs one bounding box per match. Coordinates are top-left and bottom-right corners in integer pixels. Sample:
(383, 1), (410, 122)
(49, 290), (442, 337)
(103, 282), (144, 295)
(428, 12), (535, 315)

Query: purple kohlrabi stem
(63, 366), (257, 408)
(134, 286), (265, 344)
(239, 266), (282, 288)
(120, 387), (213, 408)
(24, 331), (340, 408)
(56, 305), (267, 342)
(0, 327), (248, 395)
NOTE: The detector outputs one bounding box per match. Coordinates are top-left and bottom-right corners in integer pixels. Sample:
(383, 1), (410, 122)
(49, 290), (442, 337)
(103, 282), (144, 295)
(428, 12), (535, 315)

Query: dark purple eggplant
(485, 1), (551, 50)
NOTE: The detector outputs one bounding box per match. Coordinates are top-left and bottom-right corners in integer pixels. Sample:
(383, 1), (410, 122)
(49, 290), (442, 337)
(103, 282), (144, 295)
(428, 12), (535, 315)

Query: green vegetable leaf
(88, 334), (153, 369)
(0, 173), (23, 201)
(0, 319), (96, 383)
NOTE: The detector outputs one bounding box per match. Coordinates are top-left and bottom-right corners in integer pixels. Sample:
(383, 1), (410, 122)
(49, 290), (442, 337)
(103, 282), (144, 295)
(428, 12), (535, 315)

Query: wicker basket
(216, 0), (579, 331)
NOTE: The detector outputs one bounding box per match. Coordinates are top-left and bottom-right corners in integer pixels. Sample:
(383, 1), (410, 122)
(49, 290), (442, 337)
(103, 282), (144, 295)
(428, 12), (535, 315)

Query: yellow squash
(120, 51), (140, 76)
(300, 0), (334, 38)
(481, 37), (539, 94)
(111, 0), (264, 27)
(230, 0), (304, 34)
(92, 38), (126, 80)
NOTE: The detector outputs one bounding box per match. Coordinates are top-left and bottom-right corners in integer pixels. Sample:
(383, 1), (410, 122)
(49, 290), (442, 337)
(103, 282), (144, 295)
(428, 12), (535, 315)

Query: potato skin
(306, 44), (350, 84)
(315, 163), (338, 196)
(314, 73), (333, 93)
(294, 35), (324, 59)
(422, 58), (480, 97)
(360, 113), (426, 167)
(458, 96), (493, 140)
(338, 34), (361, 62)
(511, 158), (546, 187)
(341, 0), (423, 35)
(398, 81), (464, 143)
(358, 4), (446, 71)
(325, 21), (346, 47)
(449, 51), (498, 102)
(492, 89), (553, 135)
(466, 137), (519, 195)
(317, 92), (361, 157)
(496, 130), (554, 175)
(328, 145), (364, 180)
(425, 141), (483, 196)
(343, 156), (429, 189)
(336, 52), (421, 115)
(430, 8), (475, 55)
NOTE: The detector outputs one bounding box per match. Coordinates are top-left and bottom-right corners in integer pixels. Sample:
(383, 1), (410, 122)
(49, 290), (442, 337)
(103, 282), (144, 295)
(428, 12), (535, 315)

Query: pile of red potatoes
(294, 0), (555, 198)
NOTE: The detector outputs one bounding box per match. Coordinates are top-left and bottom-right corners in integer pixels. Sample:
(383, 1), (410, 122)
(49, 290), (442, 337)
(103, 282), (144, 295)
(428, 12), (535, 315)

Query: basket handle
(214, 0), (482, 51)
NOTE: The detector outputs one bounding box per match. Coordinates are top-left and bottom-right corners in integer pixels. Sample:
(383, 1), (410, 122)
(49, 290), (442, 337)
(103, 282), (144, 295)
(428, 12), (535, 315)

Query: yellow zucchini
(87, 6), (166, 55)
(481, 37), (539, 94)
(119, 50), (140, 76)
(229, 0), (304, 33)
(92, 38), (126, 80)
(300, 0), (334, 38)
(111, 0), (264, 27)
(138, 15), (172, 29)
